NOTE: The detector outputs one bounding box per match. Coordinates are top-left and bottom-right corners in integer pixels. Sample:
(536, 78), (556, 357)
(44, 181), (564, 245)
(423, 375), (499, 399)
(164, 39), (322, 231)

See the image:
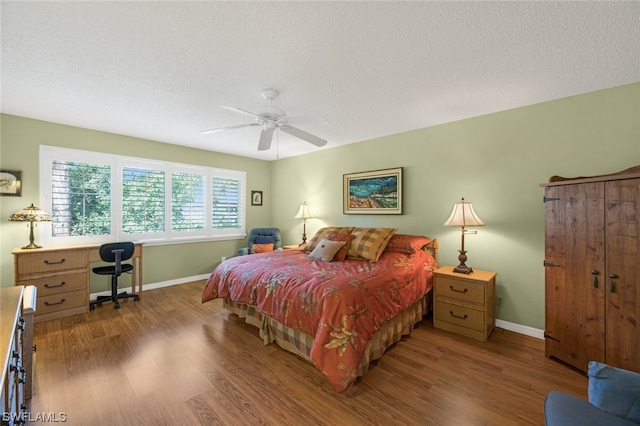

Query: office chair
(89, 242), (139, 310)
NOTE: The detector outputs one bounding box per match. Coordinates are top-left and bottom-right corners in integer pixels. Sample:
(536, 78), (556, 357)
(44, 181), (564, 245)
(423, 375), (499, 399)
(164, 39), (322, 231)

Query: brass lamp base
(22, 221), (42, 249)
(21, 242), (43, 250)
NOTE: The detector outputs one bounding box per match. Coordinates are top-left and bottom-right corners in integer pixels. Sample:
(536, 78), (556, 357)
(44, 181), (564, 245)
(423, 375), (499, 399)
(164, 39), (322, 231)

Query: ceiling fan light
(254, 105), (285, 119)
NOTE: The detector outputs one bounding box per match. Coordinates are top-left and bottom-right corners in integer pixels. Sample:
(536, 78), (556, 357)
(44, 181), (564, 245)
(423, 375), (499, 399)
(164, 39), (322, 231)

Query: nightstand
(433, 265), (496, 342)
(282, 244), (305, 250)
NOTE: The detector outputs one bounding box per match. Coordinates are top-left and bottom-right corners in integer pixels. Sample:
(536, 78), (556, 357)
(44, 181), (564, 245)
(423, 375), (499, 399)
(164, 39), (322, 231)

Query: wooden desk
(13, 243), (143, 322)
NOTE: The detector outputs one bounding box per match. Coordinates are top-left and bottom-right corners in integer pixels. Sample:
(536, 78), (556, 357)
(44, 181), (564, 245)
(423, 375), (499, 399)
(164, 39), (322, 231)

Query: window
(122, 167), (165, 234)
(40, 146), (246, 246)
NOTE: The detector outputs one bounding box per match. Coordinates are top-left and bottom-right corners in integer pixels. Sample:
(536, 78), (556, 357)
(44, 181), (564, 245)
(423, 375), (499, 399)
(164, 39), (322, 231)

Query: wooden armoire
(541, 165), (640, 373)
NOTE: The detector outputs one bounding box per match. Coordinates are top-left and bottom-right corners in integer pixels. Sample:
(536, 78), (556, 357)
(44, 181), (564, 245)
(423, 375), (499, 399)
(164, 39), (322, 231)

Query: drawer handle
(449, 311), (468, 320)
(44, 281), (66, 289)
(44, 258), (66, 265)
(44, 298), (66, 306)
(449, 285), (468, 294)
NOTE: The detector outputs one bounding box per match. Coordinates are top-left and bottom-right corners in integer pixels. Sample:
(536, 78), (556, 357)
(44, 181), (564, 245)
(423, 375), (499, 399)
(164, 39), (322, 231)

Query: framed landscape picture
(0, 170), (22, 196)
(343, 167), (402, 214)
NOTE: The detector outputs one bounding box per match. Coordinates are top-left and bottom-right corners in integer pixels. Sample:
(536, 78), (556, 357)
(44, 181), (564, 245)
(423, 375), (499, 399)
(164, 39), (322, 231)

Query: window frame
(39, 145), (247, 246)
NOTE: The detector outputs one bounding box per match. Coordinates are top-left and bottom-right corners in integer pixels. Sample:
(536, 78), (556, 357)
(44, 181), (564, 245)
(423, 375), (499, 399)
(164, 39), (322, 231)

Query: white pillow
(308, 239), (345, 262)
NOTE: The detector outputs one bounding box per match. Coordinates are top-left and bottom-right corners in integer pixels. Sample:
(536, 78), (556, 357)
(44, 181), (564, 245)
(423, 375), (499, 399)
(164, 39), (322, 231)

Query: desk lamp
(10, 203), (52, 249)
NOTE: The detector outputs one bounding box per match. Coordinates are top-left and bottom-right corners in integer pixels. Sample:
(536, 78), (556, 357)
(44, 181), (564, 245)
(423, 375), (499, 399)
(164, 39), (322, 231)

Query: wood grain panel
(544, 183), (606, 371)
(605, 179), (640, 371)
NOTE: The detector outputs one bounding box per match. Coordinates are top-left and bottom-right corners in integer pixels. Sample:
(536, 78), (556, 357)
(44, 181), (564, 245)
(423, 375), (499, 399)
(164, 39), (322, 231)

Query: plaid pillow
(347, 227), (397, 262)
(305, 227), (355, 253)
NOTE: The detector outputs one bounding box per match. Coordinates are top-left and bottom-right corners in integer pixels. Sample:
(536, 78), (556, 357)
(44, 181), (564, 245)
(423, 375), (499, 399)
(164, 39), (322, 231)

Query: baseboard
(496, 319), (544, 340)
(89, 273), (210, 300)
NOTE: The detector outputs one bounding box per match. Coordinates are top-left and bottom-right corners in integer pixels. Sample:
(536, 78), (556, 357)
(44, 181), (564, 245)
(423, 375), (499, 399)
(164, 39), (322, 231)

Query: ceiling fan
(201, 89), (328, 151)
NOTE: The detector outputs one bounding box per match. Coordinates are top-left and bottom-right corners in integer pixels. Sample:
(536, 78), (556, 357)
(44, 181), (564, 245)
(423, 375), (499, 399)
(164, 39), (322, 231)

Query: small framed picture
(251, 190), (263, 206)
(0, 170), (22, 197)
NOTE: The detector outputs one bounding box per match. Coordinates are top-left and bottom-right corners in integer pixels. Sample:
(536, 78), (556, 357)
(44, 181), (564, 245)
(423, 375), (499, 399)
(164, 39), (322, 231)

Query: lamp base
(21, 242), (42, 249)
(452, 264), (473, 274)
(453, 249), (473, 274)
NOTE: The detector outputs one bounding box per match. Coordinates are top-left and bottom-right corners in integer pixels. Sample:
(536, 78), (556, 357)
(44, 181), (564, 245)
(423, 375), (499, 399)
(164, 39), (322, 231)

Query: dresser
(13, 243), (143, 322)
(1, 286), (26, 425)
(433, 266), (497, 342)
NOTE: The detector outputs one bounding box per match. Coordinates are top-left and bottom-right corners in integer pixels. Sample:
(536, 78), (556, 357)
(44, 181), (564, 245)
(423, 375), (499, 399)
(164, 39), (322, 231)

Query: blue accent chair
(237, 227), (283, 256)
(544, 362), (640, 426)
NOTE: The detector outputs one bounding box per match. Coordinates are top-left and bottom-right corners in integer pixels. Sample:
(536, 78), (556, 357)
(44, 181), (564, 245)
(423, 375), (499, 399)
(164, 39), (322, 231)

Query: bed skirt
(223, 292), (431, 377)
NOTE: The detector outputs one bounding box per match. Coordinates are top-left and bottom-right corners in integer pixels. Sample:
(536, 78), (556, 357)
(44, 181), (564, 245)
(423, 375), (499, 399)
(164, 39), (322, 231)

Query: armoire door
(605, 179), (640, 371)
(544, 182), (606, 371)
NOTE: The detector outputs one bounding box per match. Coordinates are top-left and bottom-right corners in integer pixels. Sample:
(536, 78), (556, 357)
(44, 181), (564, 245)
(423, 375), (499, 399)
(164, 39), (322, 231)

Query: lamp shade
(10, 204), (52, 222)
(443, 198), (484, 227)
(294, 202), (313, 219)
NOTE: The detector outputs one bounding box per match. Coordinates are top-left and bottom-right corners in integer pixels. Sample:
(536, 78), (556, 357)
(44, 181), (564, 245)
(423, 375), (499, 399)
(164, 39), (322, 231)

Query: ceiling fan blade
(220, 106), (264, 121)
(279, 125), (327, 147)
(258, 127), (275, 151)
(281, 115), (329, 126)
(200, 122), (259, 135)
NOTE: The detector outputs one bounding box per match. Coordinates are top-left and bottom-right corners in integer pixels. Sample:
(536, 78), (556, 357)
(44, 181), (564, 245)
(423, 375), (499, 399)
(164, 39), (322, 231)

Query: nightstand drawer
(434, 275), (485, 304)
(433, 266), (496, 342)
(434, 301), (484, 332)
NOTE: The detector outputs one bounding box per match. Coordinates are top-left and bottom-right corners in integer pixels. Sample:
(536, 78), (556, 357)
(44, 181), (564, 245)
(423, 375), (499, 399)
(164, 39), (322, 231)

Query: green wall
(0, 115), (272, 290)
(272, 82), (640, 330)
(1, 82), (638, 330)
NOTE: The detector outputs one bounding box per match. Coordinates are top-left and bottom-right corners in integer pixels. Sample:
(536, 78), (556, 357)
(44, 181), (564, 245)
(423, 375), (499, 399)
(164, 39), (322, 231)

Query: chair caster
(134, 295), (140, 302)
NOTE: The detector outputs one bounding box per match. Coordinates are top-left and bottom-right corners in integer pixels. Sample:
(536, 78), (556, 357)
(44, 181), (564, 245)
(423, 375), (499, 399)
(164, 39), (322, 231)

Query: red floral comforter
(201, 249), (437, 393)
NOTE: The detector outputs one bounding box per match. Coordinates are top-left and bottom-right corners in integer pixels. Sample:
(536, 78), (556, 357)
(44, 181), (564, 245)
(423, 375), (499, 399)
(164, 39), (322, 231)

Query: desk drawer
(434, 276), (485, 304)
(16, 249), (88, 274)
(19, 272), (86, 296)
(37, 289), (86, 316)
(434, 301), (484, 333)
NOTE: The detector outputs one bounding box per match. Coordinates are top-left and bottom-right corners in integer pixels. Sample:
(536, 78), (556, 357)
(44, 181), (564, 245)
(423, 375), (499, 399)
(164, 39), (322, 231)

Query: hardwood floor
(27, 281), (586, 425)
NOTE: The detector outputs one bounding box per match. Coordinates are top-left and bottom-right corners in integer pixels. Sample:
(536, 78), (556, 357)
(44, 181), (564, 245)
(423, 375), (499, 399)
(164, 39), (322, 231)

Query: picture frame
(0, 170), (22, 197)
(343, 167), (402, 214)
(251, 190), (263, 206)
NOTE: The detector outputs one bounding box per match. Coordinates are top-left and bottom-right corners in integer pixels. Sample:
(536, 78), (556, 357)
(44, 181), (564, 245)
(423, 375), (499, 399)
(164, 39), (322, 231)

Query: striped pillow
(347, 227), (397, 262)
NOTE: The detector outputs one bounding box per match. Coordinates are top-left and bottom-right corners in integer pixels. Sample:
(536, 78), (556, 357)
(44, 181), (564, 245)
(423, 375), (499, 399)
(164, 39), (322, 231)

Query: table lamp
(10, 203), (52, 249)
(444, 197), (484, 274)
(294, 201), (313, 245)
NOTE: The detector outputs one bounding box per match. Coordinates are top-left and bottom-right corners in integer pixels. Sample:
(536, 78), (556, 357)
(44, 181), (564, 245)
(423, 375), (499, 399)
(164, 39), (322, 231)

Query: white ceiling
(1, 1), (639, 161)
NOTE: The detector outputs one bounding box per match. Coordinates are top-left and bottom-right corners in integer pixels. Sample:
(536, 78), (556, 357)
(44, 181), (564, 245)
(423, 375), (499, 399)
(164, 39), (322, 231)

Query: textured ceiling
(1, 1), (639, 161)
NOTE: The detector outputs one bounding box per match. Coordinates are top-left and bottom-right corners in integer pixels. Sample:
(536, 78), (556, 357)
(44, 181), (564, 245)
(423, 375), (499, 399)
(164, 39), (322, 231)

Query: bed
(201, 227), (438, 394)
